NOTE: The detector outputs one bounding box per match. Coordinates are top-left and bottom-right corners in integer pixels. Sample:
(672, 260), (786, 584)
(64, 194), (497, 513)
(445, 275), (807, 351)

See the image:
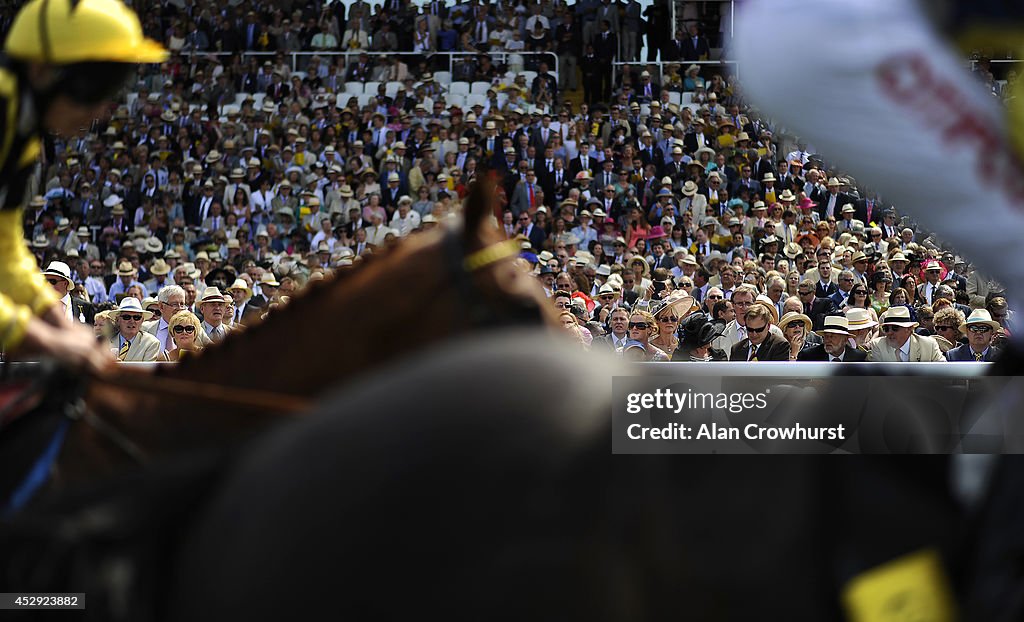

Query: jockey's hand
(17, 310), (113, 375)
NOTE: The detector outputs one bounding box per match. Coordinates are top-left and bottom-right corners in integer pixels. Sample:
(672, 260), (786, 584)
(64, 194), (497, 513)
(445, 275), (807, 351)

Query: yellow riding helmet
(5, 0), (167, 65)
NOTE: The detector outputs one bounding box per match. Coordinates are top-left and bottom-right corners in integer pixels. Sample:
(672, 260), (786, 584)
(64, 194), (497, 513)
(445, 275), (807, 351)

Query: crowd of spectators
(7, 0), (1013, 364)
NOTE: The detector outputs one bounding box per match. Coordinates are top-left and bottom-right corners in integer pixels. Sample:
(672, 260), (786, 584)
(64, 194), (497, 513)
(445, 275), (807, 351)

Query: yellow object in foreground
(0, 209), (58, 349)
(842, 548), (956, 622)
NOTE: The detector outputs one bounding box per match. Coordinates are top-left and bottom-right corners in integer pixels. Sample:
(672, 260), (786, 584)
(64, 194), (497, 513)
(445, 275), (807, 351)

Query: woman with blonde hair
(160, 310), (205, 361)
(557, 310), (588, 350)
(623, 309), (670, 361)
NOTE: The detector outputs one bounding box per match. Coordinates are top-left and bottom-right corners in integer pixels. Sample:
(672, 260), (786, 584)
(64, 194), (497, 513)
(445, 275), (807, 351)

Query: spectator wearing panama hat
(198, 287), (233, 342)
(868, 306), (944, 362)
(111, 297), (161, 362)
(42, 261), (93, 324)
(107, 260), (147, 303)
(945, 310), (1002, 362)
(845, 307), (879, 351)
(226, 278), (261, 326)
(798, 316), (867, 362)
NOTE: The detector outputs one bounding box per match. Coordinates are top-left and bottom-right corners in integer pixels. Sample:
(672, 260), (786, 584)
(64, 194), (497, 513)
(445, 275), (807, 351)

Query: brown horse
(51, 179), (554, 490)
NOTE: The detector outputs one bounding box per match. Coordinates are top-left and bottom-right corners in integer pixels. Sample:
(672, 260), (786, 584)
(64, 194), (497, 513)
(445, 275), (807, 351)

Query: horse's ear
(462, 174), (497, 246)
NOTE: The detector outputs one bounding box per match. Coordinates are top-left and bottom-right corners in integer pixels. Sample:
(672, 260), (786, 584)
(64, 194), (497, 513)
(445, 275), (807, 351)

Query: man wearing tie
(198, 287), (233, 342)
(917, 261), (943, 306)
(945, 310), (1002, 362)
(112, 298), (161, 362)
(511, 169), (541, 216)
(730, 304), (789, 361)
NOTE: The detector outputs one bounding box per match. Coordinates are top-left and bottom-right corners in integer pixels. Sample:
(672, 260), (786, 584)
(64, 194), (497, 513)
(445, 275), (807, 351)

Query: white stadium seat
(385, 81), (402, 98)
(434, 71), (452, 84)
(466, 94), (487, 109)
(448, 81), (470, 96)
(445, 93), (465, 108)
(520, 71), (537, 84)
(682, 92), (694, 104)
(668, 91), (682, 106)
(364, 81), (381, 95)
(344, 82), (363, 95)
(470, 81), (491, 96)
(357, 93), (375, 107)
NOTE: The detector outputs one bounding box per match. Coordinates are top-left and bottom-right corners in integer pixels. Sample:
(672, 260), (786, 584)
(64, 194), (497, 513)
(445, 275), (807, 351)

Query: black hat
(679, 313), (724, 349)
(538, 265), (557, 276)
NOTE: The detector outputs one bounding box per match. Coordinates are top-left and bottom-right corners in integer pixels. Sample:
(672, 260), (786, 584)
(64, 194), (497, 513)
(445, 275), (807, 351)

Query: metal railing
(176, 50), (558, 82)
(610, 59), (741, 93)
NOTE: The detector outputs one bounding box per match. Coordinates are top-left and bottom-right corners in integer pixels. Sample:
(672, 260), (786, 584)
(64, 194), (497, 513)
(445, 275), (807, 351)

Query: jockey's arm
(0, 71), (58, 349)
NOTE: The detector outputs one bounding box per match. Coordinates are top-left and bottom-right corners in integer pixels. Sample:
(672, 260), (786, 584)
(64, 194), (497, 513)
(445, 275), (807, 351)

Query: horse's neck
(161, 230), (455, 398)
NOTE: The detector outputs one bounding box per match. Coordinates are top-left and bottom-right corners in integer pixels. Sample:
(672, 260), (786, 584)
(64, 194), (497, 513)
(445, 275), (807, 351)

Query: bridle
(443, 229), (525, 327)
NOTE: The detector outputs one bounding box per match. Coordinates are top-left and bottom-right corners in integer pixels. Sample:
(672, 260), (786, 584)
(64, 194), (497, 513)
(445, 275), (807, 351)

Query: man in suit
(715, 285), (784, 356)
(945, 309), (1002, 362)
(797, 316), (868, 361)
(197, 287), (234, 342)
(730, 303), (789, 361)
(226, 278), (262, 326)
(796, 280), (837, 331)
(916, 260), (944, 306)
(112, 297), (161, 362)
(510, 169), (542, 217)
(594, 307), (631, 350)
(42, 261), (94, 325)
(570, 142), (596, 178)
(868, 306), (945, 362)
(813, 260), (839, 299)
(818, 177), (853, 220)
(680, 23), (709, 60)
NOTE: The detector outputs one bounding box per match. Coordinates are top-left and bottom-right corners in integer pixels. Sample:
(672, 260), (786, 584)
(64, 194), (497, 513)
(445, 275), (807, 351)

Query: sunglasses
(628, 322), (650, 330)
(852, 290), (867, 295)
(746, 324), (768, 334)
(881, 325), (903, 333)
(173, 325), (196, 334)
(706, 294), (723, 300)
(121, 314), (143, 322)
(555, 302), (572, 309)
(968, 325), (993, 334)
(45, 278), (62, 286)
(659, 316), (679, 323)
(935, 325), (957, 332)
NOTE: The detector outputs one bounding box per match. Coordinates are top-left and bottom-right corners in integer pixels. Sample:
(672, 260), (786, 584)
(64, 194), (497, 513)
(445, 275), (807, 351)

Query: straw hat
(881, 306), (918, 328)
(114, 296), (155, 321)
(115, 260), (136, 276)
(198, 287), (226, 305)
(226, 278), (252, 298)
(149, 259), (170, 276)
(259, 272), (280, 287)
(845, 308), (878, 330)
(816, 315), (852, 337)
(778, 312), (812, 334)
(41, 261), (74, 288)
(652, 291), (695, 320)
(960, 309), (1000, 335)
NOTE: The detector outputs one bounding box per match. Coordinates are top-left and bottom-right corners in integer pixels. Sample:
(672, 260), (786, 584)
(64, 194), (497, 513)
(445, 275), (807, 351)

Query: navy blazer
(797, 344), (867, 362)
(945, 344), (1001, 362)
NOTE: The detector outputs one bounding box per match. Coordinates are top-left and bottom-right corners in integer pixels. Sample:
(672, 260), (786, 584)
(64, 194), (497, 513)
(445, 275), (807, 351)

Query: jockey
(735, 0), (1024, 341)
(0, 0), (165, 370)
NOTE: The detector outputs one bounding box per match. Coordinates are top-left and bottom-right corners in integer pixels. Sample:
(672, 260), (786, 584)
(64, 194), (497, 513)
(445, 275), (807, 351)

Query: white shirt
(155, 318), (174, 352)
(898, 338), (911, 362)
(60, 293), (74, 322)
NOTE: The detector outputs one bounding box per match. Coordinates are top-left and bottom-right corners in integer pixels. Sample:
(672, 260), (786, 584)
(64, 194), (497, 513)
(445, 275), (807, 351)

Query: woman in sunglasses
(623, 310), (670, 361)
(160, 310), (205, 361)
(650, 291), (696, 359)
(843, 282), (880, 325)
